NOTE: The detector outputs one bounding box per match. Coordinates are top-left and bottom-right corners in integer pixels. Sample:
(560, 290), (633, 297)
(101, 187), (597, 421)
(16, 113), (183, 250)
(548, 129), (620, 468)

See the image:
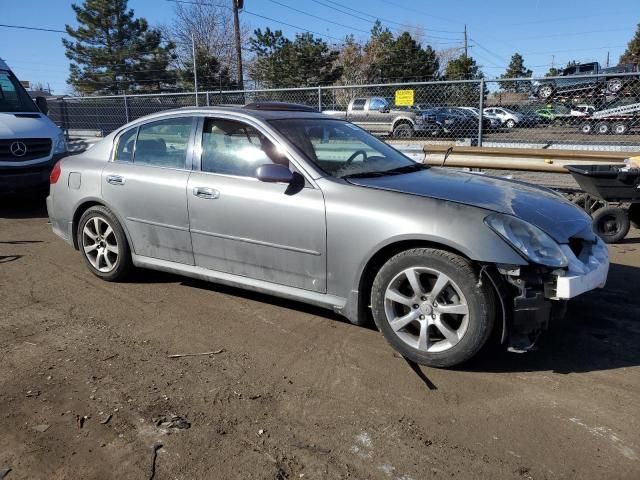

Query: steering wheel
(346, 149), (368, 164)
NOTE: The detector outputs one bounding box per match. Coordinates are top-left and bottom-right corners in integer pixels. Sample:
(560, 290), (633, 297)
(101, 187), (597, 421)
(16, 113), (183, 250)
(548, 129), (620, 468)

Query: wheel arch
(71, 198), (133, 252)
(392, 117), (415, 132)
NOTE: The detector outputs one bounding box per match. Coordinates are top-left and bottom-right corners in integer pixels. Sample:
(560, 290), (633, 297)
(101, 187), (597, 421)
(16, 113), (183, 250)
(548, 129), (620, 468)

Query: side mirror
(380, 105), (390, 113)
(256, 163), (294, 183)
(35, 96), (49, 115)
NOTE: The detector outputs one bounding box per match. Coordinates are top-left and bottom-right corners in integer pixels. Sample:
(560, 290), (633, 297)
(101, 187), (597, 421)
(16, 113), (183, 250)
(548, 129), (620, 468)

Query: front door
(102, 116), (196, 265)
(187, 116), (327, 292)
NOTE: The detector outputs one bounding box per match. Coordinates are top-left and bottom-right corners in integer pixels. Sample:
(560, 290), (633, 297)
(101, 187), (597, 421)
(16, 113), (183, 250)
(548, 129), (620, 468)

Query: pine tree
(249, 29), (342, 88)
(181, 47), (234, 91)
(445, 55), (482, 80)
(620, 23), (640, 64)
(377, 32), (439, 82)
(499, 53), (532, 92)
(63, 0), (176, 94)
(545, 67), (560, 77)
(444, 55), (484, 105)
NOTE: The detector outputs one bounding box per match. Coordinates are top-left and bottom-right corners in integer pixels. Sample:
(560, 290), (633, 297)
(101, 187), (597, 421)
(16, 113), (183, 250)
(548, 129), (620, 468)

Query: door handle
(106, 175), (125, 185)
(193, 187), (219, 199)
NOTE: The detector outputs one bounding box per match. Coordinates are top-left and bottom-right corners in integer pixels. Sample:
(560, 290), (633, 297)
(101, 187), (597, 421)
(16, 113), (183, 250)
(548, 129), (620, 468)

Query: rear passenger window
(352, 99), (366, 111)
(134, 117), (192, 168)
(114, 127), (137, 162)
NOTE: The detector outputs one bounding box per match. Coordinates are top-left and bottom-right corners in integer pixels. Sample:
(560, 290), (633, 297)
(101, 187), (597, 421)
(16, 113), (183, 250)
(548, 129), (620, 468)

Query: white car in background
(483, 107), (524, 128)
(458, 107), (501, 129)
(570, 105), (596, 117)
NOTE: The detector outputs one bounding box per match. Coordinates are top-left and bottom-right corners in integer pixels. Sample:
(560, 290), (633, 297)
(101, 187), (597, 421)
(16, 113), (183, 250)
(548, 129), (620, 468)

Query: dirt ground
(1, 197), (639, 480)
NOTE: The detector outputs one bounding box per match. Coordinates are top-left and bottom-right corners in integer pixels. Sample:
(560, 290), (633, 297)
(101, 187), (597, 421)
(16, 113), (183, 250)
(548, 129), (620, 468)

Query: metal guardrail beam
(421, 145), (636, 173)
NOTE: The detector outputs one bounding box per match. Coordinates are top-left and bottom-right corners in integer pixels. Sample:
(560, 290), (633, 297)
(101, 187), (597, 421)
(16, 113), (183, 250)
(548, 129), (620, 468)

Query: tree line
(63, 0), (640, 96)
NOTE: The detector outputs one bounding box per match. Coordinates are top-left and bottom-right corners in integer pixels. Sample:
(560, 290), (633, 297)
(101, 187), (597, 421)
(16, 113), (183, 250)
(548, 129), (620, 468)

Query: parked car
(455, 106), (500, 129)
(570, 104), (596, 117)
(483, 107), (524, 128)
(47, 103), (609, 368)
(419, 107), (477, 137)
(323, 96), (436, 137)
(0, 59), (67, 194)
(532, 62), (640, 100)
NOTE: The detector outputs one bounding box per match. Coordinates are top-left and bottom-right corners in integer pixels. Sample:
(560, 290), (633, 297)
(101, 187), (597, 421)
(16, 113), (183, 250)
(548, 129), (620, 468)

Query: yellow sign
(395, 89), (414, 106)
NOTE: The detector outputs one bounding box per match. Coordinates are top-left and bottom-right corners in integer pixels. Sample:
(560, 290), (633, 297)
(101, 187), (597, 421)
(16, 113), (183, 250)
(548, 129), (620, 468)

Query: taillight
(50, 160), (62, 184)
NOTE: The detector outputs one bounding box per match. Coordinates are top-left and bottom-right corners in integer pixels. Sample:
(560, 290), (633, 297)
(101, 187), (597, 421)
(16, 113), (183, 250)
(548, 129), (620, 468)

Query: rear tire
(77, 205), (132, 281)
(607, 78), (623, 94)
(595, 121), (610, 135)
(505, 119), (516, 129)
(612, 122), (628, 135)
(371, 248), (495, 368)
(537, 84), (554, 99)
(580, 122), (593, 134)
(592, 206), (630, 243)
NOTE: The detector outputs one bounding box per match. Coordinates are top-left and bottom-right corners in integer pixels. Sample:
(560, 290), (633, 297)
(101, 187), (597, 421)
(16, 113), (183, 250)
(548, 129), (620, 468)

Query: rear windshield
(0, 71), (39, 113)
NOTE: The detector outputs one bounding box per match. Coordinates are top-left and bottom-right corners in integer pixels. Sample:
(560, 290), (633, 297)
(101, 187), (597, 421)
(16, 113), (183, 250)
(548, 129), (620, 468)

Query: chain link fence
(47, 72), (640, 151)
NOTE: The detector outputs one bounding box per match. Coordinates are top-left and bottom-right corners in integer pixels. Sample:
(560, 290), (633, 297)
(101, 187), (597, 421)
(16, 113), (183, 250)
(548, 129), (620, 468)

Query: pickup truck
(323, 97), (438, 137)
(532, 62), (639, 100)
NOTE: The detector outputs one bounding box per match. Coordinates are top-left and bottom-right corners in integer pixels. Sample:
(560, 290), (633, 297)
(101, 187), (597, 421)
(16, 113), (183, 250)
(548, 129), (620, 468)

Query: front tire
(371, 248), (495, 368)
(537, 84), (554, 99)
(77, 205), (132, 281)
(393, 123), (414, 138)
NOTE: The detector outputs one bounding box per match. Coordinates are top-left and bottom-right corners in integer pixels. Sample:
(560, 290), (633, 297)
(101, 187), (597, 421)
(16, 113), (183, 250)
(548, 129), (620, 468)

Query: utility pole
(464, 24), (468, 57)
(551, 54), (555, 70)
(191, 31), (198, 105)
(606, 51), (610, 67)
(233, 0), (244, 90)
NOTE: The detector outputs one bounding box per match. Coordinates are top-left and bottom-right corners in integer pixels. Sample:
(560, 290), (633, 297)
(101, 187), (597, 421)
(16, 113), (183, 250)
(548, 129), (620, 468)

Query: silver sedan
(47, 103), (609, 367)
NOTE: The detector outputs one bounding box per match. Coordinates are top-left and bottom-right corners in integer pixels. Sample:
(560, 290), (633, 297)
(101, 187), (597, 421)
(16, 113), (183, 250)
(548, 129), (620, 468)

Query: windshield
(269, 118), (419, 178)
(0, 71), (39, 113)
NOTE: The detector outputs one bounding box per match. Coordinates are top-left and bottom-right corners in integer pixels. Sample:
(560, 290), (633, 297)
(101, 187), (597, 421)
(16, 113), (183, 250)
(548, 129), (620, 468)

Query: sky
(0, 0), (638, 94)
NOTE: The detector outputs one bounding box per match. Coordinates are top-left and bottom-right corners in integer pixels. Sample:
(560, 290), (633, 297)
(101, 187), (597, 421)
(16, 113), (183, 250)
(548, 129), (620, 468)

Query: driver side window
(200, 118), (281, 178)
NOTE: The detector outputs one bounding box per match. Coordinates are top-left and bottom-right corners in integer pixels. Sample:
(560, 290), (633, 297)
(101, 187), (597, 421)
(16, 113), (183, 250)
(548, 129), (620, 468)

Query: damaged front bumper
(491, 237), (609, 352)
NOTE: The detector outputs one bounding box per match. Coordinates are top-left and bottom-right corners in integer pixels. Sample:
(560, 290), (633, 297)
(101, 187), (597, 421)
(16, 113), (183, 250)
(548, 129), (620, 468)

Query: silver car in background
(47, 103), (609, 367)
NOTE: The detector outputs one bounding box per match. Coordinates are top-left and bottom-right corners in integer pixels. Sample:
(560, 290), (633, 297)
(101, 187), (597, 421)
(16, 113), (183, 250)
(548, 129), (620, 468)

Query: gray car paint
(47, 106), (584, 324)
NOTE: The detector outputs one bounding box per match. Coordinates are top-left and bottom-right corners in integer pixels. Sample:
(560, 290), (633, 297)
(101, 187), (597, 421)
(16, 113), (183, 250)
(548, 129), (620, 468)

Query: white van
(0, 59), (67, 194)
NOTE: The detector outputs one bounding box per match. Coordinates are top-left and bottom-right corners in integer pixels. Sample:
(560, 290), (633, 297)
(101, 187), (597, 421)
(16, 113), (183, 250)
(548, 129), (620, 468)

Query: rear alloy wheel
(595, 121), (611, 135)
(607, 78), (624, 94)
(538, 84), (554, 99)
(612, 122), (628, 135)
(592, 206), (630, 243)
(393, 123), (414, 138)
(505, 119), (516, 129)
(77, 205), (132, 281)
(371, 248), (495, 368)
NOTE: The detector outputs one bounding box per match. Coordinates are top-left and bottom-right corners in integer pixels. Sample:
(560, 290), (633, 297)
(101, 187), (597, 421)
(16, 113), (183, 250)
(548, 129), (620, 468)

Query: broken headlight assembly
(484, 213), (568, 268)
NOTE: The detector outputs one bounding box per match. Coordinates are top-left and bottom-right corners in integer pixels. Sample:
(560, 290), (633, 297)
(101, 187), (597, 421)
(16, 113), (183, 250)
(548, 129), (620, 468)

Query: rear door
(102, 115), (196, 264)
(186, 115), (327, 292)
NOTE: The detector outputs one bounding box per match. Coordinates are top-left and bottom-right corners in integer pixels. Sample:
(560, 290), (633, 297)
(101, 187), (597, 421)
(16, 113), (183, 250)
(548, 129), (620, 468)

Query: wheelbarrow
(565, 164), (640, 243)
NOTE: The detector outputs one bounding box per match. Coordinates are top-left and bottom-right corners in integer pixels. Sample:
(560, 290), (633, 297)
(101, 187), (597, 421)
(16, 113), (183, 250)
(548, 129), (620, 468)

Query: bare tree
(163, 0), (250, 84)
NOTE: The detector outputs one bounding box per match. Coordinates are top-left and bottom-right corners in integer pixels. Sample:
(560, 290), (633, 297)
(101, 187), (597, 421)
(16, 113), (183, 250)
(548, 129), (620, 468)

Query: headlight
(53, 133), (67, 154)
(484, 213), (568, 267)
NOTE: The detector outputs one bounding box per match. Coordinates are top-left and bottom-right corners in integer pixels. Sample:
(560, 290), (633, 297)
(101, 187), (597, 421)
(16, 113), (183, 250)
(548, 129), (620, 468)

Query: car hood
(348, 168), (593, 243)
(0, 112), (61, 139)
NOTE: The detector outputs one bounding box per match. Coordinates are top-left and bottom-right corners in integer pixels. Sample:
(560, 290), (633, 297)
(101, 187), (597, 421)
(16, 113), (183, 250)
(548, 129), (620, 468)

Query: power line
(266, 0), (370, 35)
(312, 0), (461, 35)
(0, 23), (66, 34)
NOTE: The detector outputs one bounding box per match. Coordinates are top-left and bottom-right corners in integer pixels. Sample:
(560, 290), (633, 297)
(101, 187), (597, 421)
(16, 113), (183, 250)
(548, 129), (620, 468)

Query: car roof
(131, 103), (328, 124)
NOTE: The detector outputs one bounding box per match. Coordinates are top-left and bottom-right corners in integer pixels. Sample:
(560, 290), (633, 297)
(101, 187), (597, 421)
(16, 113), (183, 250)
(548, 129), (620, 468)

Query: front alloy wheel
(371, 248), (495, 368)
(383, 267), (469, 353)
